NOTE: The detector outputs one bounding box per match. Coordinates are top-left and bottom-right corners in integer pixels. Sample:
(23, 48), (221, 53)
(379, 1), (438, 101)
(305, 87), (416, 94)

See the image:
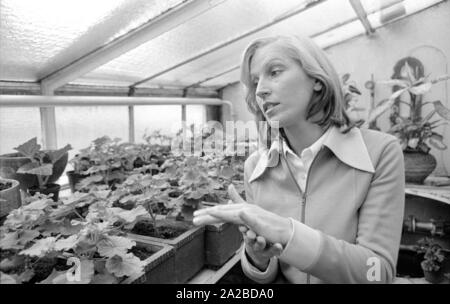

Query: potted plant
(0, 139), (70, 192)
(0, 178), (22, 219)
(0, 191), (175, 284)
(11, 137), (72, 201)
(415, 237), (448, 284)
(108, 172), (205, 284)
(364, 62), (450, 183)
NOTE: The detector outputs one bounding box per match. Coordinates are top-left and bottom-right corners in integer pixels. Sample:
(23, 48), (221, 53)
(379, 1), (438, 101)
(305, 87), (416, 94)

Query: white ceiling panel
(0, 0), (185, 81)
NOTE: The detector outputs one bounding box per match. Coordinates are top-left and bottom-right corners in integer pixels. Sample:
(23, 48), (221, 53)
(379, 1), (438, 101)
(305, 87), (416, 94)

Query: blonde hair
(240, 35), (351, 148)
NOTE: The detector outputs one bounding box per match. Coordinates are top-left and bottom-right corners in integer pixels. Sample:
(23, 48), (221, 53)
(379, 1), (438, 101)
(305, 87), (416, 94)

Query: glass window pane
(186, 105), (206, 126)
(0, 107), (41, 155)
(134, 105), (181, 143)
(55, 106), (129, 160)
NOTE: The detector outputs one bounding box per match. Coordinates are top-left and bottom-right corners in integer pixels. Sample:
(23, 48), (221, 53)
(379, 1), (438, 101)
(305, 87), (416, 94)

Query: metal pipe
(0, 95), (225, 107)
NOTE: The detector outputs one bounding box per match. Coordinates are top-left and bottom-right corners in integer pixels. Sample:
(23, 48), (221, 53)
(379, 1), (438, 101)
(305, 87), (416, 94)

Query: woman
(193, 35), (405, 284)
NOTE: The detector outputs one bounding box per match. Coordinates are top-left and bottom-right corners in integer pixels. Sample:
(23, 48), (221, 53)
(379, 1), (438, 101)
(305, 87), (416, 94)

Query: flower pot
(205, 222), (243, 268)
(202, 202), (243, 268)
(404, 151), (436, 184)
(0, 152), (69, 191)
(0, 178), (22, 218)
(421, 262), (445, 284)
(121, 238), (176, 284)
(66, 170), (88, 193)
(28, 183), (61, 202)
(127, 218), (205, 283)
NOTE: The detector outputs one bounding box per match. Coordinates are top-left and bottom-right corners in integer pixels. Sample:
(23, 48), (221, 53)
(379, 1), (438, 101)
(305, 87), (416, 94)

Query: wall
(222, 1), (450, 175)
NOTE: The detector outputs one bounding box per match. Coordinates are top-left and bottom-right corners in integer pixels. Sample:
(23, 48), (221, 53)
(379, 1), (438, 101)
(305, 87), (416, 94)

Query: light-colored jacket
(241, 126), (405, 284)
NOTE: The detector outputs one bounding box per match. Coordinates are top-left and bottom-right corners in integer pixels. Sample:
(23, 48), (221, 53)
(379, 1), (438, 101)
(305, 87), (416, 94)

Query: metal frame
(349, 0), (375, 35)
(130, 0), (326, 88)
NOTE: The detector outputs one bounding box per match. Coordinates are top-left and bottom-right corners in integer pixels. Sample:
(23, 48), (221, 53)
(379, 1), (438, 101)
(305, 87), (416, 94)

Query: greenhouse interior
(0, 0), (449, 285)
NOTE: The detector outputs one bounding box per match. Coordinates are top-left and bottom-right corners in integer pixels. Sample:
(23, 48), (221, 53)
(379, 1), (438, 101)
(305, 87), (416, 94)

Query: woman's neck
(282, 121), (325, 156)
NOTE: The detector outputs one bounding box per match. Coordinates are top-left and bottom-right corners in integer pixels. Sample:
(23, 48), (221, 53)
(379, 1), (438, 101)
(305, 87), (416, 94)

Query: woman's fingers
(238, 225), (248, 234)
(192, 214), (223, 226)
(253, 235), (266, 251)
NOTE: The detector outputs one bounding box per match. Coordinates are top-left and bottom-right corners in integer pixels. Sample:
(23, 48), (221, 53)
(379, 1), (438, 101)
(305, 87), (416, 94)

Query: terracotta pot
(28, 183), (61, 202)
(0, 152), (68, 191)
(0, 178), (22, 217)
(404, 151), (436, 184)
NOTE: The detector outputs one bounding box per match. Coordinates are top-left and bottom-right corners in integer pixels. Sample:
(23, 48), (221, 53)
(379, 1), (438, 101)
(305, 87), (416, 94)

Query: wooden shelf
(405, 184), (450, 205)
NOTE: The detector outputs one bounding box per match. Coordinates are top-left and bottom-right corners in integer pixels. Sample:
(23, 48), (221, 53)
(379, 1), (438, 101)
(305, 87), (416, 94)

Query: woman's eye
(270, 70), (282, 77)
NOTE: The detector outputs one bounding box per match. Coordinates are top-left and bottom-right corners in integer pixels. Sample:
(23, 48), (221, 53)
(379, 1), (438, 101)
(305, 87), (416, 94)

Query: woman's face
(250, 42), (316, 128)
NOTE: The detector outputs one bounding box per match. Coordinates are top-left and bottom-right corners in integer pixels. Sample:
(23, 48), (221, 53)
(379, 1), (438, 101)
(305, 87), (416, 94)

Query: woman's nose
(256, 84), (271, 100)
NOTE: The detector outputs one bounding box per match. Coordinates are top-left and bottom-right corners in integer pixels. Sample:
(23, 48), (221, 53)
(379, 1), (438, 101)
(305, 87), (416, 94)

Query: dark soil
(112, 200), (135, 211)
(28, 257), (71, 284)
(129, 245), (157, 261)
(0, 250), (71, 284)
(0, 181), (12, 191)
(131, 220), (187, 239)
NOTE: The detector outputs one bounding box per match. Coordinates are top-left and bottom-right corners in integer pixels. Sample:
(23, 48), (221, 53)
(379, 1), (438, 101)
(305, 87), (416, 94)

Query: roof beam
(131, 0), (327, 88)
(189, 0), (412, 89)
(40, 0), (222, 92)
(349, 0), (375, 35)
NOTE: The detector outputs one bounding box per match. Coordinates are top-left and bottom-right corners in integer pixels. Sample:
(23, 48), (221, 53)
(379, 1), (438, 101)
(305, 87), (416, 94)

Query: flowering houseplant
(367, 62), (450, 153)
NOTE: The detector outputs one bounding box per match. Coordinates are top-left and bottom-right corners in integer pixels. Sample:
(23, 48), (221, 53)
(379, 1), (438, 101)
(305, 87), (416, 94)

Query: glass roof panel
(78, 0), (358, 87)
(0, 0), (184, 81)
(366, 0), (445, 29)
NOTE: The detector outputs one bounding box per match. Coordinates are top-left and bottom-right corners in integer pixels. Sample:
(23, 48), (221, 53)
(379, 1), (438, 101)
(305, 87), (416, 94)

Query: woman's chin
(266, 115), (286, 128)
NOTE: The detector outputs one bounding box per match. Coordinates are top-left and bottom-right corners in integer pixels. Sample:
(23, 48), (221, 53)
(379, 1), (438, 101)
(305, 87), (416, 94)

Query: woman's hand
(239, 225), (283, 271)
(193, 184), (292, 246)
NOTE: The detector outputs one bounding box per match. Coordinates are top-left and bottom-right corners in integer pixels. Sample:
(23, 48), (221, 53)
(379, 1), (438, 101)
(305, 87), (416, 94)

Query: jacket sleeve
(240, 156), (279, 284)
(279, 139), (405, 283)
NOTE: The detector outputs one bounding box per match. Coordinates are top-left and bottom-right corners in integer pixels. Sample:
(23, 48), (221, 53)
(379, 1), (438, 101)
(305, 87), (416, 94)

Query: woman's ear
(313, 80), (323, 92)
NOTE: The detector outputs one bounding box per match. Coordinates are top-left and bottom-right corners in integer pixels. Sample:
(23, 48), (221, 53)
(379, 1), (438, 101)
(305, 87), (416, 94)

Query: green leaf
(13, 137), (41, 159)
(0, 232), (21, 250)
(433, 101), (450, 120)
(19, 237), (57, 257)
(46, 144), (72, 164)
(17, 269), (35, 283)
(17, 162), (53, 176)
(24, 198), (52, 210)
(428, 137), (447, 150)
(368, 98), (395, 123)
(97, 236), (135, 258)
(0, 272), (18, 284)
(220, 166), (234, 179)
(62, 192), (92, 206)
(54, 235), (78, 251)
(403, 61), (416, 83)
(409, 82), (432, 95)
(105, 254), (145, 278)
(376, 79), (409, 88)
(112, 205), (149, 223)
(38, 268), (65, 284)
(0, 255), (25, 272)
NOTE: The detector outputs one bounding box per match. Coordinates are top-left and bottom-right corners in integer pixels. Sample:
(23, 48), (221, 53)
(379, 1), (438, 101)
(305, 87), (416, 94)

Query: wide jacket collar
(249, 126), (375, 183)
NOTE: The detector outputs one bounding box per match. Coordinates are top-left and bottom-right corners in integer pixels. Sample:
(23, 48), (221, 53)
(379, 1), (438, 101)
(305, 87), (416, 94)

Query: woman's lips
(264, 102), (280, 115)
